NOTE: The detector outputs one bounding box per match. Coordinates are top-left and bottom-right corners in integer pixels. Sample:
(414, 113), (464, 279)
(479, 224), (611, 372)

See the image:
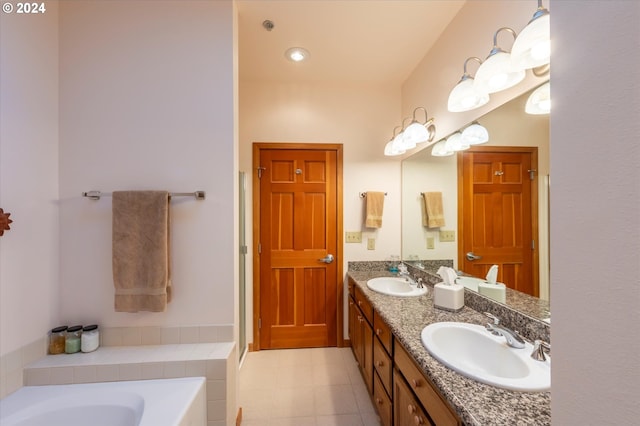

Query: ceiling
(237, 0), (466, 85)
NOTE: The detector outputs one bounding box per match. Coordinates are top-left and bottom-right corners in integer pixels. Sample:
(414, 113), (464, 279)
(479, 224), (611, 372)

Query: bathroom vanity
(347, 266), (550, 426)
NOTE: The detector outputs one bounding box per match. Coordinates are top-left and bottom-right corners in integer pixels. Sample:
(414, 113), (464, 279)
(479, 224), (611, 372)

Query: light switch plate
(367, 238), (376, 250)
(439, 230), (456, 242)
(426, 237), (435, 249)
(345, 231), (362, 243)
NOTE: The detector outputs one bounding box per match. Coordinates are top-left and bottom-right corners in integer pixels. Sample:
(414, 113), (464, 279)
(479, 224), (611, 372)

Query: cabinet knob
(376, 328), (383, 336)
(376, 361), (383, 367)
(376, 397), (383, 405)
(358, 300), (362, 306)
(412, 379), (421, 388)
(407, 404), (416, 414)
(414, 415), (424, 425)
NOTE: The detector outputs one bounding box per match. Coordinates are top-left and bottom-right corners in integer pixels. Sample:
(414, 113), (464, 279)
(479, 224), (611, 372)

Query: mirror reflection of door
(458, 146), (539, 297)
(254, 143), (342, 350)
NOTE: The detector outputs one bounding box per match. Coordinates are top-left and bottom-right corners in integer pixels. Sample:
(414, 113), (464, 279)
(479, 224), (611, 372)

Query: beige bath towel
(112, 191), (171, 312)
(423, 192), (445, 228)
(365, 191), (385, 228)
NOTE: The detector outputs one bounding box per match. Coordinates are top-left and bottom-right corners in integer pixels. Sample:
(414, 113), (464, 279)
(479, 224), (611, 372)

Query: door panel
(459, 148), (538, 296)
(257, 146), (339, 349)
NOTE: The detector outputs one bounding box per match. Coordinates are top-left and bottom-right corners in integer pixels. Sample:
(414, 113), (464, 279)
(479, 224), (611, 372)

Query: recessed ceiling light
(285, 47), (309, 62)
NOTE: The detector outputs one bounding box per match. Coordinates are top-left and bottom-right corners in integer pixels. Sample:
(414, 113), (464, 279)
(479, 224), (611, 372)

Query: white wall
(551, 1), (640, 423)
(58, 0), (237, 328)
(239, 81), (403, 341)
(0, 3), (60, 356)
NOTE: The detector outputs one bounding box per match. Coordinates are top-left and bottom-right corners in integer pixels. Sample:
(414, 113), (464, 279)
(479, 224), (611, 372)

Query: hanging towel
(422, 192), (445, 228)
(112, 191), (171, 312)
(365, 191), (385, 228)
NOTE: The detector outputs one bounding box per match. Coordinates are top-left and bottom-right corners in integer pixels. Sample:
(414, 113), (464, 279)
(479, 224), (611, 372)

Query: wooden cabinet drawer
(373, 372), (393, 426)
(373, 336), (392, 395)
(374, 313), (392, 354)
(394, 340), (460, 426)
(394, 369), (434, 426)
(354, 285), (373, 324)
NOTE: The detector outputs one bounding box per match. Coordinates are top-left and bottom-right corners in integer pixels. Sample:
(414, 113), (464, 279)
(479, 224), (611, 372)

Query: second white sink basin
(421, 322), (550, 392)
(367, 277), (428, 297)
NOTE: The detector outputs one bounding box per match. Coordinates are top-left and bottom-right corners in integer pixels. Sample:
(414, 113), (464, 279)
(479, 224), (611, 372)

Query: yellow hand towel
(365, 191), (385, 228)
(112, 191), (171, 313)
(423, 192), (445, 228)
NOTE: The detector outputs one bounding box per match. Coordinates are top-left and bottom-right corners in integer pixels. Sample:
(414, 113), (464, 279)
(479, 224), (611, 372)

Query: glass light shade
(431, 140), (454, 157)
(525, 82), (551, 114)
(393, 131), (416, 151)
(404, 121), (431, 145)
(461, 123), (489, 145)
(444, 132), (469, 152)
(474, 51), (525, 94)
(511, 14), (550, 70)
(448, 78), (490, 112)
(384, 140), (405, 156)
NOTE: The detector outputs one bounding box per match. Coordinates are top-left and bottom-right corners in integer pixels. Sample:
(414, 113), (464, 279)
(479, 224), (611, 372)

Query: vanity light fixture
(384, 126), (406, 157)
(444, 132), (469, 153)
(285, 47), (310, 62)
(511, 0), (551, 71)
(403, 107), (437, 146)
(474, 27), (525, 94)
(447, 57), (490, 112)
(525, 81), (551, 114)
(460, 122), (489, 145)
(431, 139), (454, 157)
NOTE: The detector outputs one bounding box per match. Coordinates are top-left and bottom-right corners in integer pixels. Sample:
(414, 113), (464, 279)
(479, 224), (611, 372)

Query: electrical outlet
(439, 230), (456, 242)
(367, 238), (376, 250)
(345, 231), (362, 243)
(426, 237), (435, 249)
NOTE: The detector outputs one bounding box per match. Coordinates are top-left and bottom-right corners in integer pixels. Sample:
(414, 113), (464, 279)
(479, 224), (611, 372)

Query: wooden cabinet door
(394, 369), (434, 426)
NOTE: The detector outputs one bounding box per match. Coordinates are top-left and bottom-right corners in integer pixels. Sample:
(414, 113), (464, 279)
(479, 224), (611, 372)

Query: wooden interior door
(458, 147), (539, 296)
(255, 144), (341, 349)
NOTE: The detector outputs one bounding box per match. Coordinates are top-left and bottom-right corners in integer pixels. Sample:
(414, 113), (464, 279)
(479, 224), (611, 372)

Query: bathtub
(0, 377), (206, 426)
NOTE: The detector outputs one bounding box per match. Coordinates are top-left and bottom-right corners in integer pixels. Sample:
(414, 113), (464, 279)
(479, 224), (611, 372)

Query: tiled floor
(239, 347), (382, 426)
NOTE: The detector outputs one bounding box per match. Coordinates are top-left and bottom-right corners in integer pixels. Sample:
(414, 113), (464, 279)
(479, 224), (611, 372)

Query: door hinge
(257, 166), (266, 179)
(532, 239), (536, 250)
(528, 169), (536, 180)
(240, 245), (247, 255)
(258, 243), (261, 254)
(258, 318), (262, 329)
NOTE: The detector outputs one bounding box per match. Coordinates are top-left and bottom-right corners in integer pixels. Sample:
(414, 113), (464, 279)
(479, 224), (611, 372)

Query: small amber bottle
(48, 326), (68, 354)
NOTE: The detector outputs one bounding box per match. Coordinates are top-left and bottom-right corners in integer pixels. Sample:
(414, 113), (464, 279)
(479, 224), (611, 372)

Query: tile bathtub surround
(23, 342), (237, 426)
(239, 347), (382, 426)
(0, 337), (47, 399)
(100, 324), (234, 347)
(348, 270), (551, 426)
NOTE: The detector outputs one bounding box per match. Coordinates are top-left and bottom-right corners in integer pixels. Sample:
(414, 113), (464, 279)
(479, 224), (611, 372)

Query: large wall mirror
(401, 83), (550, 319)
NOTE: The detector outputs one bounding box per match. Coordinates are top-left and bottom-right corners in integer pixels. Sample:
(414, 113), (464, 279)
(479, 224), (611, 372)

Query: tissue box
(433, 283), (464, 312)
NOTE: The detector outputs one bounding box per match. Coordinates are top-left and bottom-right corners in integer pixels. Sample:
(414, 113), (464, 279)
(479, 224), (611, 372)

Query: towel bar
(82, 191), (206, 201)
(359, 192), (387, 198)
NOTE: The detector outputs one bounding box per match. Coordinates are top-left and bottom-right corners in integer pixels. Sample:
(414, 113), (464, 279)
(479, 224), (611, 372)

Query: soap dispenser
(433, 267), (464, 312)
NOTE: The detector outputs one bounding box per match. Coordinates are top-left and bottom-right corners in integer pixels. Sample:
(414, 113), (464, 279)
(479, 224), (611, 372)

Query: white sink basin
(366, 277), (428, 297)
(421, 322), (550, 392)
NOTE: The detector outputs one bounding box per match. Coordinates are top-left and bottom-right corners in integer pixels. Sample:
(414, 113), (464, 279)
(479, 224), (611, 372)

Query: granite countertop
(347, 270), (551, 426)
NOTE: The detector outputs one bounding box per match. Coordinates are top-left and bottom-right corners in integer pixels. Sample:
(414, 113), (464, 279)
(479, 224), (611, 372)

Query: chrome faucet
(399, 271), (424, 288)
(484, 312), (525, 349)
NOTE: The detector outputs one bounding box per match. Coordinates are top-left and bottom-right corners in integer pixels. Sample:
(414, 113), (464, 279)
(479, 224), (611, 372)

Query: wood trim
(236, 407), (242, 426)
(457, 146), (539, 296)
(252, 142), (344, 350)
